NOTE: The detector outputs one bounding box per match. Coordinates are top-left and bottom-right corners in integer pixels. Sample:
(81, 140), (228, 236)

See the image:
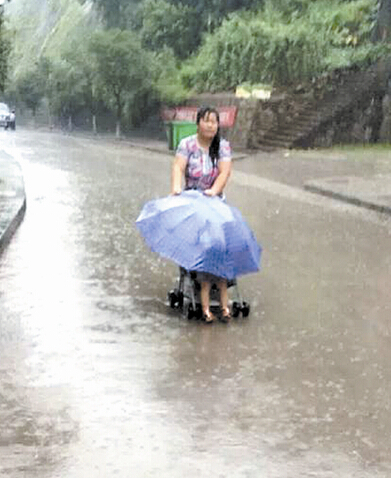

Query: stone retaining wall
(379, 88), (391, 142)
(185, 61), (391, 150)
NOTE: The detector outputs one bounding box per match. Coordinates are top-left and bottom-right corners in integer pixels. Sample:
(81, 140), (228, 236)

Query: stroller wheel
(232, 302), (241, 318)
(168, 290), (179, 309)
(177, 291), (184, 308)
(241, 302), (250, 318)
(195, 303), (203, 320)
(183, 300), (195, 320)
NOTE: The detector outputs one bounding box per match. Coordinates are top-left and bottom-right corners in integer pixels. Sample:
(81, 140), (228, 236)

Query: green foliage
(8, 0), (102, 118)
(133, 0), (200, 59)
(182, 13), (327, 90)
(324, 41), (391, 69)
(0, 12), (11, 92)
(182, 0), (381, 90)
(150, 47), (189, 103)
(304, 0), (377, 45)
(174, 0), (264, 31)
(92, 0), (141, 28)
(45, 48), (95, 119)
(4, 0), (388, 126)
(7, 0), (97, 81)
(13, 57), (50, 114)
(88, 29), (152, 124)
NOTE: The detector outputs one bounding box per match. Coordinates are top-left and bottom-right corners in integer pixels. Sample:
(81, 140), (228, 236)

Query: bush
(181, 0), (382, 91)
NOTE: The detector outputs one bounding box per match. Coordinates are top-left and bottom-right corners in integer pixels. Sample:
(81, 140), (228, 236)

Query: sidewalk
(304, 174), (391, 215)
(104, 134), (250, 161)
(228, 146), (391, 216)
(0, 150), (26, 254)
(128, 137), (391, 215)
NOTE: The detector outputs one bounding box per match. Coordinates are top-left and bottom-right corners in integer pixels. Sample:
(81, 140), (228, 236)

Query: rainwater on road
(1, 129), (391, 477)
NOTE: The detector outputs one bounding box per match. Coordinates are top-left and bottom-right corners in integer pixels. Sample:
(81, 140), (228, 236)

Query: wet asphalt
(1, 129), (391, 477)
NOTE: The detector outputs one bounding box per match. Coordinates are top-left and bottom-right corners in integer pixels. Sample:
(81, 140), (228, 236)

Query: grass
(330, 143), (391, 152)
(318, 143), (391, 161)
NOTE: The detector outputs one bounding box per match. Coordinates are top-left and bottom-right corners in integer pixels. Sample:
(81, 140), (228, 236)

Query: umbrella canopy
(136, 190), (261, 280)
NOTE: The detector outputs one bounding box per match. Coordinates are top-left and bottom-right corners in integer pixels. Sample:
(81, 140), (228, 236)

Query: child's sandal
(220, 307), (232, 323)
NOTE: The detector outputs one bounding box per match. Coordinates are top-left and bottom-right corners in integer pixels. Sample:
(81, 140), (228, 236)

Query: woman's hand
(204, 161), (231, 197)
(171, 187), (182, 196)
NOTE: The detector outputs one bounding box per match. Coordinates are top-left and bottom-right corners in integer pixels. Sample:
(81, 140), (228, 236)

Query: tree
(150, 47), (189, 103)
(92, 0), (141, 28)
(46, 55), (94, 131)
(60, 42), (99, 133)
(173, 0), (264, 31)
(136, 0), (200, 59)
(15, 58), (49, 120)
(0, 8), (10, 92)
(88, 29), (151, 137)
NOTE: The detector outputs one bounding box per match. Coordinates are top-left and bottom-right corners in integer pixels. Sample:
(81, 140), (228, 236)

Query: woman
(171, 106), (233, 323)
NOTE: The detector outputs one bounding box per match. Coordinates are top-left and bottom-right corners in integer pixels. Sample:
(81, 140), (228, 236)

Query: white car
(0, 103), (10, 128)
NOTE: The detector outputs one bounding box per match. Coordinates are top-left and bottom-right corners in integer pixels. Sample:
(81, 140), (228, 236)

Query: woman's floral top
(176, 134), (232, 191)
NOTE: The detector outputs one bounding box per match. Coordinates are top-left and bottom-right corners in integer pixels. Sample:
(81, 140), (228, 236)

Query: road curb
(0, 197), (26, 253)
(0, 152), (27, 255)
(113, 139), (250, 161)
(304, 183), (391, 216)
(44, 128), (251, 161)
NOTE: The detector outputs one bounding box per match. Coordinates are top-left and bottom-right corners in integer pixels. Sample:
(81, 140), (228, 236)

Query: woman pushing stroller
(136, 106), (261, 324)
(171, 106), (233, 323)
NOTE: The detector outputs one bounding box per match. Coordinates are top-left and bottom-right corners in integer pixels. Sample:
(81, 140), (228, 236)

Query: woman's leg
(201, 281), (211, 313)
(218, 280), (231, 322)
(200, 281), (215, 322)
(218, 280), (228, 310)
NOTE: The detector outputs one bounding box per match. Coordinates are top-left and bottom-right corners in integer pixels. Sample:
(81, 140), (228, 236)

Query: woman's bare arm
(171, 156), (187, 195)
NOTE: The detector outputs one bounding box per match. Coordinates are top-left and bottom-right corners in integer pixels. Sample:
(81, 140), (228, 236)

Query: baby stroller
(168, 267), (250, 320)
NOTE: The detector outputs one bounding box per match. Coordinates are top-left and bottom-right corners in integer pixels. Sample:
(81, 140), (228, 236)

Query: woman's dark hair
(196, 106), (220, 165)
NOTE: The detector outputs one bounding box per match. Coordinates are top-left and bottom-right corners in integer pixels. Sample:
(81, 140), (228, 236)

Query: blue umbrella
(136, 190), (261, 280)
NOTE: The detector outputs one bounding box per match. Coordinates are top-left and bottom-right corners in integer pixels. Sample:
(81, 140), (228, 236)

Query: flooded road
(1, 129), (391, 477)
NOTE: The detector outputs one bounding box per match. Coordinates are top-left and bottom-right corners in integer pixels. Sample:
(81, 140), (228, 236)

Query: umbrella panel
(136, 191), (261, 280)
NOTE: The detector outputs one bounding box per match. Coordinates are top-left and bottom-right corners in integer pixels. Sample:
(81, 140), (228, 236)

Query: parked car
(7, 108), (16, 130)
(0, 102), (10, 129)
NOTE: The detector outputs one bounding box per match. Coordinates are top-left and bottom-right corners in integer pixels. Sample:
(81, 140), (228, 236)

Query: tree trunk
(373, 0), (391, 42)
(115, 94), (122, 139)
(92, 114), (97, 135)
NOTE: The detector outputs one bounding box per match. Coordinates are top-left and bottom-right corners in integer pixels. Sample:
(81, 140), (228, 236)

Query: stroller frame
(168, 267), (250, 320)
